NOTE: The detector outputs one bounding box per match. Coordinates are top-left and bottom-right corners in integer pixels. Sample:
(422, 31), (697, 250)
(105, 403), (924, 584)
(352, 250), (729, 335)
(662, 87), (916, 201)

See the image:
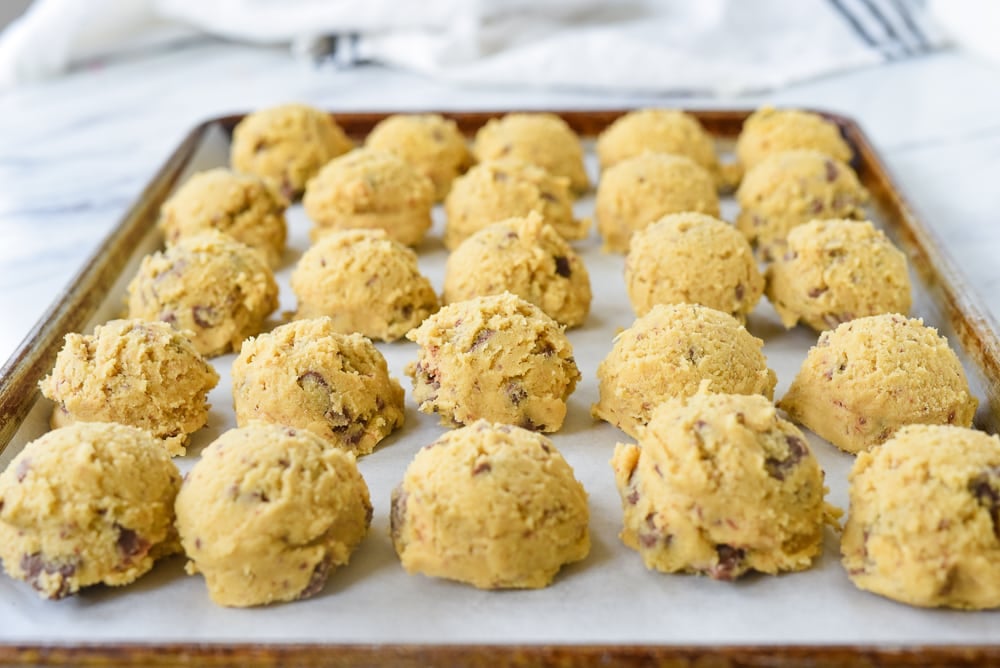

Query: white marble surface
(0, 40), (998, 363)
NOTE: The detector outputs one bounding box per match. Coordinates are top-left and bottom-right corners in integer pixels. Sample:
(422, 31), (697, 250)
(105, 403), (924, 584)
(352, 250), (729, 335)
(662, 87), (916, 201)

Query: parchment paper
(2, 124), (997, 645)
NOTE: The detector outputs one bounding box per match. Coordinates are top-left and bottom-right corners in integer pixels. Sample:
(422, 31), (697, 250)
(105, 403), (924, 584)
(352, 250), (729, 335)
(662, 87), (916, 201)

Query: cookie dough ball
(126, 231), (278, 357)
(443, 213), (591, 328)
(612, 392), (833, 580)
(736, 106), (853, 171)
(596, 108), (719, 180)
(0, 422), (181, 600)
(231, 103), (353, 199)
(473, 113), (589, 193)
(595, 153), (720, 253)
(736, 150), (868, 261)
(779, 314), (978, 454)
(176, 423), (371, 607)
(39, 319), (219, 457)
(303, 148), (435, 247)
(766, 219), (911, 331)
(391, 420), (589, 589)
(159, 168), (288, 268)
(842, 424), (1000, 609)
(593, 303), (777, 439)
(444, 159), (586, 249)
(406, 293), (580, 432)
(625, 212), (763, 321)
(232, 318), (405, 455)
(365, 113), (472, 201)
(291, 230), (439, 341)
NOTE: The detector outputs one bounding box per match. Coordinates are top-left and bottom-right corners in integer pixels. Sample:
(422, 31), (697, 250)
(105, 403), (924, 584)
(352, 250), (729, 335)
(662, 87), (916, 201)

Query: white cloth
(0, 0), (956, 93)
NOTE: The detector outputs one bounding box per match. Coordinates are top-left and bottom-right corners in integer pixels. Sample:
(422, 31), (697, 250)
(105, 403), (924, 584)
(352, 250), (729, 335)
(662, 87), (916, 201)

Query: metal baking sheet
(0, 110), (998, 666)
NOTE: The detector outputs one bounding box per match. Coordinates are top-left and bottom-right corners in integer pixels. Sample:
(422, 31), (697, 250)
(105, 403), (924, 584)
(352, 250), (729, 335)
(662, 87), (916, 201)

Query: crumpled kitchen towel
(0, 0), (951, 93)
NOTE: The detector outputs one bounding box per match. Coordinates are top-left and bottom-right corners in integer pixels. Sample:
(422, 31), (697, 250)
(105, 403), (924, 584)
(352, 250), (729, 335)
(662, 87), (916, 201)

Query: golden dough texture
(595, 153), (720, 253)
(444, 158), (586, 249)
(842, 424), (1000, 609)
(735, 106), (853, 171)
(736, 149), (868, 261)
(612, 392), (835, 579)
(596, 108), (719, 181)
(779, 314), (978, 454)
(365, 113), (472, 201)
(303, 147), (435, 246)
(390, 420), (589, 589)
(0, 422), (181, 599)
(39, 319), (219, 456)
(766, 219), (911, 331)
(175, 423), (371, 607)
(126, 231), (278, 357)
(443, 213), (592, 328)
(593, 303), (776, 439)
(159, 168), (288, 268)
(625, 212), (763, 321)
(231, 103), (353, 199)
(406, 293), (580, 432)
(232, 318), (405, 456)
(291, 229), (439, 341)
(473, 113), (589, 193)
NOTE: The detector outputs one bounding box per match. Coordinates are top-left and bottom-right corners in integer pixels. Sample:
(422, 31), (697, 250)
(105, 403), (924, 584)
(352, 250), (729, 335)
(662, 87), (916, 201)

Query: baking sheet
(1, 122), (998, 646)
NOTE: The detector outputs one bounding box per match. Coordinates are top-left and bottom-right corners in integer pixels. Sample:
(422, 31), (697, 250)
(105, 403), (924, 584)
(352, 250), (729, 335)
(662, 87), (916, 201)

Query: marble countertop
(1, 40), (998, 364)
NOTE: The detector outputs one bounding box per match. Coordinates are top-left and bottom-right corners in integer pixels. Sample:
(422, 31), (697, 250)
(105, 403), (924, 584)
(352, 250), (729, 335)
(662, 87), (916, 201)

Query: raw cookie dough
(736, 149), (868, 261)
(159, 168), (288, 268)
(443, 213), (592, 328)
(779, 314), (978, 454)
(365, 113), (472, 201)
(406, 293), (580, 432)
(39, 319), (219, 457)
(391, 420), (589, 589)
(0, 422), (181, 600)
(231, 103), (354, 199)
(303, 147), (435, 246)
(596, 108), (720, 182)
(595, 153), (720, 253)
(612, 392), (834, 579)
(472, 113), (589, 193)
(736, 106), (853, 171)
(126, 231), (278, 357)
(625, 212), (763, 321)
(176, 422), (371, 607)
(291, 229), (439, 341)
(592, 303), (777, 439)
(766, 219), (912, 331)
(444, 158), (586, 249)
(842, 424), (1000, 609)
(232, 318), (405, 455)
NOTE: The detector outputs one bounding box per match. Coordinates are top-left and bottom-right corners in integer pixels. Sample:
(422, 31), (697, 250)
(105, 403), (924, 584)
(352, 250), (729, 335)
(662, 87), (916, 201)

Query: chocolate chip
(160, 311), (178, 327)
(540, 442), (551, 454)
(472, 461), (492, 475)
(20, 553), (78, 599)
(15, 459), (30, 483)
(824, 160), (839, 183)
(969, 469), (1000, 539)
(298, 558), (331, 600)
(708, 544), (746, 581)
(734, 283), (744, 301)
(626, 489), (639, 505)
(297, 371), (329, 390)
(415, 362), (441, 390)
(506, 381), (528, 406)
(540, 192), (558, 203)
(532, 341), (556, 356)
(808, 287), (828, 298)
(253, 139), (268, 154)
(116, 524), (151, 562)
(765, 435), (808, 481)
(400, 304), (414, 320)
(553, 256), (572, 278)
(639, 533), (659, 548)
(520, 416), (543, 431)
(191, 305), (216, 328)
(389, 486), (407, 545)
(468, 328), (494, 352)
(809, 198), (824, 214)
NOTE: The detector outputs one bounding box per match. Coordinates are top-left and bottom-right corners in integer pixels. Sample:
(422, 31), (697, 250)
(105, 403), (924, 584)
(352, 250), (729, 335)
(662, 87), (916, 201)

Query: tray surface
(1, 109), (999, 667)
